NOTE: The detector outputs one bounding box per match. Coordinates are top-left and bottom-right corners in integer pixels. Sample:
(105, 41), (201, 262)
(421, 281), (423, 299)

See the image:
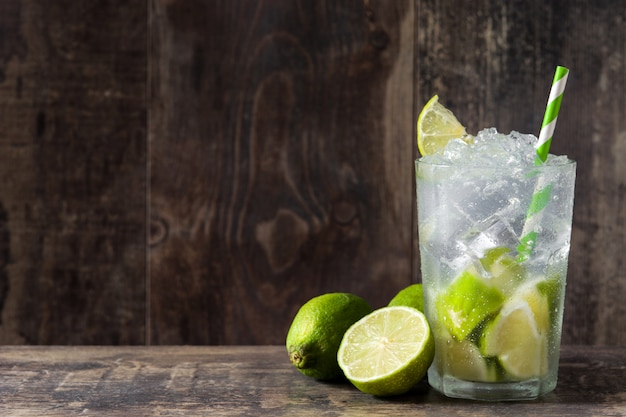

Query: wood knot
(149, 217), (169, 246)
(256, 209), (309, 273)
(332, 200), (357, 225)
(369, 29), (389, 50)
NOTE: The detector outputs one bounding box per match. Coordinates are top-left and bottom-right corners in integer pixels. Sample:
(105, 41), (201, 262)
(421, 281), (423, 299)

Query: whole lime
(286, 293), (373, 380)
(388, 283), (424, 312)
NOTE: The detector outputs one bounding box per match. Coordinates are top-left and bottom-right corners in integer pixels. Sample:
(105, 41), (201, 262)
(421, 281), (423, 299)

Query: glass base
(428, 368), (557, 401)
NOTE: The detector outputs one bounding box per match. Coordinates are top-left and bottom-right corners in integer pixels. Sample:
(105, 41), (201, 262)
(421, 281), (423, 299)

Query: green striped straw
(517, 66), (569, 262)
(536, 66), (570, 163)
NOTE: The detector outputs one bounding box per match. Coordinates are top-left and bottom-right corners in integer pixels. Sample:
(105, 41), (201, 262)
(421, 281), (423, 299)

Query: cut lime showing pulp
(481, 300), (548, 379)
(514, 280), (551, 334)
(337, 306), (434, 397)
(479, 246), (525, 296)
(438, 335), (499, 382)
(435, 271), (504, 340)
(417, 95), (472, 156)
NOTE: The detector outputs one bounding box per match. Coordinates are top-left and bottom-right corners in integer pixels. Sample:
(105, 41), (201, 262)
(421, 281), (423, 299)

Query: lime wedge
(537, 275), (563, 327)
(479, 247), (525, 296)
(417, 95), (472, 156)
(435, 271), (504, 340)
(481, 300), (548, 379)
(515, 280), (551, 334)
(437, 334), (499, 382)
(337, 306), (434, 396)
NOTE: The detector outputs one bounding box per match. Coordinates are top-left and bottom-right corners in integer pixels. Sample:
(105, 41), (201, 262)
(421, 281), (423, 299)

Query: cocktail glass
(416, 157), (576, 401)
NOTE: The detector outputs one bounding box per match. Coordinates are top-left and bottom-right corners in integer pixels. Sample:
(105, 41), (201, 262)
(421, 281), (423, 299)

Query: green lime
(436, 270), (504, 340)
(436, 334), (499, 382)
(481, 299), (548, 379)
(337, 306), (435, 396)
(388, 284), (424, 312)
(515, 280), (551, 334)
(537, 274), (563, 326)
(286, 293), (373, 380)
(479, 247), (525, 295)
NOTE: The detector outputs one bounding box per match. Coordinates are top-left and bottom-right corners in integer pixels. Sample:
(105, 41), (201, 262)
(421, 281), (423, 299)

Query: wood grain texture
(0, 1), (147, 344)
(0, 345), (624, 416)
(416, 0), (626, 346)
(0, 0), (623, 346)
(149, 0), (415, 344)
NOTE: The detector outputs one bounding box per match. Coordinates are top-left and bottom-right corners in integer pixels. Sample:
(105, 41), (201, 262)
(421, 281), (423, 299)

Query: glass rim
(415, 157), (576, 170)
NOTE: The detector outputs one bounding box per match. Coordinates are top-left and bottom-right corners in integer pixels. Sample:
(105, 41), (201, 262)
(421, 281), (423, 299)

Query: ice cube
(458, 212), (522, 260)
(420, 128), (542, 169)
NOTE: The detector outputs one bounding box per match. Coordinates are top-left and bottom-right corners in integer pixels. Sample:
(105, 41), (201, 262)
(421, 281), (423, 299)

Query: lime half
(337, 306), (434, 396)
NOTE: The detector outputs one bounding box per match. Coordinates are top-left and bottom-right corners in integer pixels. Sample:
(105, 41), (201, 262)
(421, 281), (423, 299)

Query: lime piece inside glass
(435, 270), (504, 341)
(481, 300), (549, 379)
(514, 280), (551, 334)
(479, 246), (525, 296)
(537, 275), (563, 327)
(437, 335), (499, 383)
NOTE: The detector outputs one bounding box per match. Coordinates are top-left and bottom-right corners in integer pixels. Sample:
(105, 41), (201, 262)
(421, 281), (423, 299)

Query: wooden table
(0, 345), (623, 416)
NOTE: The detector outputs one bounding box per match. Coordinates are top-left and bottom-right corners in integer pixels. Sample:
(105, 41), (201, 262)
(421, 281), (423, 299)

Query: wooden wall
(0, 0), (623, 346)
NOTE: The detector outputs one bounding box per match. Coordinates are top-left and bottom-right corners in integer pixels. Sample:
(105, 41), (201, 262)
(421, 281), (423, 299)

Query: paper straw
(517, 182), (553, 261)
(536, 66), (569, 163)
(517, 66), (569, 261)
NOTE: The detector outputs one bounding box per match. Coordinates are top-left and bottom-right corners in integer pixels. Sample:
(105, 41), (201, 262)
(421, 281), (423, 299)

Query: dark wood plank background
(0, 0), (623, 346)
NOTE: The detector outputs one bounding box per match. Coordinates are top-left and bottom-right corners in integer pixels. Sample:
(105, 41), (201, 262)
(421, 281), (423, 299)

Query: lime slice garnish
(337, 306), (434, 396)
(435, 270), (504, 341)
(417, 95), (472, 156)
(481, 299), (549, 379)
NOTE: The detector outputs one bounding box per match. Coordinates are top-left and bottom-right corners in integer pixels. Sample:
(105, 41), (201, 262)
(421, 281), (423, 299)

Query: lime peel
(286, 293), (373, 380)
(435, 271), (504, 341)
(388, 283), (424, 312)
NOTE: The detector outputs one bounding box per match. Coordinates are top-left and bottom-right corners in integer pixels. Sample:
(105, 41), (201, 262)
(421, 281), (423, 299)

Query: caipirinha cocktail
(415, 96), (576, 400)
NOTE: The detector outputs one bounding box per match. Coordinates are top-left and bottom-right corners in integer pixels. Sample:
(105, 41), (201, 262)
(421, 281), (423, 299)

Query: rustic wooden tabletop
(0, 345), (623, 416)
